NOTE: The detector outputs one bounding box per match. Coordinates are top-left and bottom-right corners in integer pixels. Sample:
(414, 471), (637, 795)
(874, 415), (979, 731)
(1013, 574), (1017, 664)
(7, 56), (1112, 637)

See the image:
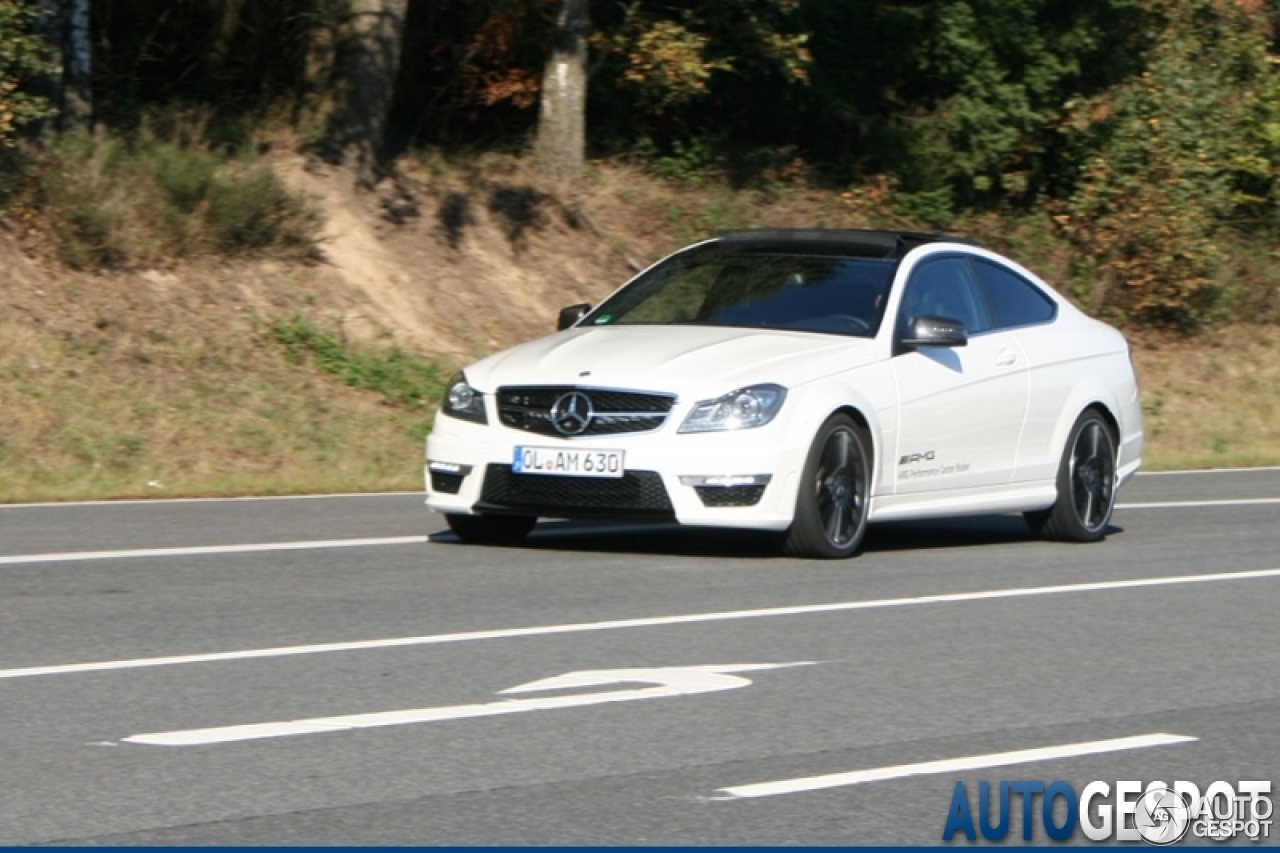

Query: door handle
(995, 348), (1017, 367)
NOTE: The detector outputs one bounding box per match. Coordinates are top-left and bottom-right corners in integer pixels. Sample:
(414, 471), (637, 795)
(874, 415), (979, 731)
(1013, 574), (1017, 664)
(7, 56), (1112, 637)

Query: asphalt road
(1, 469), (1278, 845)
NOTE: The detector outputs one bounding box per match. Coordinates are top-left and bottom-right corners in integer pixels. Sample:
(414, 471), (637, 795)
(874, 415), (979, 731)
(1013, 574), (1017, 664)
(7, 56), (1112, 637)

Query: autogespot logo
(942, 779), (1272, 844)
(1134, 785), (1192, 845)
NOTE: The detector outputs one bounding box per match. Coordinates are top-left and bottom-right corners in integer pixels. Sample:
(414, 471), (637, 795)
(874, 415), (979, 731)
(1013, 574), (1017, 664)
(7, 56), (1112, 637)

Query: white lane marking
(6, 494), (1276, 568)
(0, 525), (661, 567)
(1117, 497), (1280, 510)
(1138, 466), (1280, 475)
(125, 662), (812, 746)
(5, 567), (1280, 682)
(0, 491), (421, 510)
(717, 733), (1198, 799)
(0, 536), (427, 566)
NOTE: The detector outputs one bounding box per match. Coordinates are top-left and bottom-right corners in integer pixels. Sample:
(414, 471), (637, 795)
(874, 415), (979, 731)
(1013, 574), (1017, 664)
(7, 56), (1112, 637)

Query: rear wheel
(782, 414), (871, 559)
(445, 513), (536, 545)
(1026, 409), (1117, 542)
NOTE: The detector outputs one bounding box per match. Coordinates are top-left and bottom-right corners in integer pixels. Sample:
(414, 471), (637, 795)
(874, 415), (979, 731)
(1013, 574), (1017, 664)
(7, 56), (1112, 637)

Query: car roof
(715, 228), (982, 260)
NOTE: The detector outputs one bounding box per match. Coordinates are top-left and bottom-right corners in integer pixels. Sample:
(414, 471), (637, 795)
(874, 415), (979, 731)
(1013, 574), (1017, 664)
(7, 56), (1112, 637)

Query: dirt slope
(0, 154), (711, 501)
(273, 151), (894, 361)
(274, 154), (661, 360)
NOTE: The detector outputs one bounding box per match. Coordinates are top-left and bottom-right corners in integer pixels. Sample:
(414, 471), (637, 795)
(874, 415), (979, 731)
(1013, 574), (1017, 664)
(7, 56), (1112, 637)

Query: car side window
(971, 259), (1057, 330)
(897, 257), (990, 337)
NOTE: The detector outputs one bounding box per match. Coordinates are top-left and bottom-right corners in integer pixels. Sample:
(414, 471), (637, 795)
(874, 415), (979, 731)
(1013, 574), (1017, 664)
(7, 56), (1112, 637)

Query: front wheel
(445, 513), (537, 546)
(782, 414), (872, 559)
(1026, 409), (1117, 542)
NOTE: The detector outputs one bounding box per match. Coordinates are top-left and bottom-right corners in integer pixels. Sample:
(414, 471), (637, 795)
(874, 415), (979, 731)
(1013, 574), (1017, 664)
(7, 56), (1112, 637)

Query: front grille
(695, 485), (766, 507)
(477, 464), (674, 520)
(497, 386), (675, 438)
(429, 471), (464, 495)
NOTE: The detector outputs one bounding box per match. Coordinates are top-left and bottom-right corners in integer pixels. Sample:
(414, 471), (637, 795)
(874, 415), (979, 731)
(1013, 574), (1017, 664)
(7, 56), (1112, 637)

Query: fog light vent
(694, 485), (766, 507)
(430, 471), (465, 494)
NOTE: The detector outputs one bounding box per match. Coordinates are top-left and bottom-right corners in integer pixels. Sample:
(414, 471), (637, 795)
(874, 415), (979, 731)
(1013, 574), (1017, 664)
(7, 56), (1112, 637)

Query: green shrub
(652, 135), (726, 185)
(30, 128), (321, 269)
(271, 316), (446, 420)
(151, 144), (218, 213)
(207, 165), (320, 253)
(60, 204), (128, 269)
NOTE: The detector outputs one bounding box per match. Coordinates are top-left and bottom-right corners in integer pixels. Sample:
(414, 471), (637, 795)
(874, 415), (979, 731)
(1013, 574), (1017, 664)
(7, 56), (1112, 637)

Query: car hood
(464, 325), (882, 399)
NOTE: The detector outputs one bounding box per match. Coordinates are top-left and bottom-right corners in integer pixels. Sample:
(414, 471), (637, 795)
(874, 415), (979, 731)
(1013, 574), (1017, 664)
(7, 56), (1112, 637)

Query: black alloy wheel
(783, 414), (871, 559)
(1026, 409), (1117, 542)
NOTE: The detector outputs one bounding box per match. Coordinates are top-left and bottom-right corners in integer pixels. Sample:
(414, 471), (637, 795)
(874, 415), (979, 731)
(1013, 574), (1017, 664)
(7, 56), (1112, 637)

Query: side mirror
(557, 303), (591, 331)
(902, 315), (967, 348)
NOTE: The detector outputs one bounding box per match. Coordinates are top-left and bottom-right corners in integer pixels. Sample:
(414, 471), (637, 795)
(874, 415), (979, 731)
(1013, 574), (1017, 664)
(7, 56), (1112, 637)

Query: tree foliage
(6, 0), (1280, 329)
(1058, 0), (1280, 328)
(0, 0), (55, 145)
(588, 0), (812, 156)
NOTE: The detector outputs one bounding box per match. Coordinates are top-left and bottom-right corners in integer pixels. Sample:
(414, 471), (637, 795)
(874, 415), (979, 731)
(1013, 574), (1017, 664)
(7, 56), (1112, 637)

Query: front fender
(775, 366), (898, 503)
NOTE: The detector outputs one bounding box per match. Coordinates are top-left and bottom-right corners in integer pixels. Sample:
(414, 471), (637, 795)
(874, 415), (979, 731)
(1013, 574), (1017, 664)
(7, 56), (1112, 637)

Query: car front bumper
(425, 413), (804, 531)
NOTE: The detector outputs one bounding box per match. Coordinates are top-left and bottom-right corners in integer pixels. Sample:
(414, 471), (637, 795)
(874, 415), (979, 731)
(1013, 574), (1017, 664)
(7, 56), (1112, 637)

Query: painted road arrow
(124, 661), (815, 746)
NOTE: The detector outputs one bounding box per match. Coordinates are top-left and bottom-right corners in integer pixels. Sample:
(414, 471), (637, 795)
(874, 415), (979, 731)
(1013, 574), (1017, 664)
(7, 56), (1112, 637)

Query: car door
(966, 257), (1066, 484)
(890, 255), (1030, 494)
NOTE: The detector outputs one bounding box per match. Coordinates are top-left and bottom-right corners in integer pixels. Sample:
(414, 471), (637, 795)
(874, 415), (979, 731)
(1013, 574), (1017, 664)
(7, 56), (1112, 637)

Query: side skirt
(869, 482), (1057, 522)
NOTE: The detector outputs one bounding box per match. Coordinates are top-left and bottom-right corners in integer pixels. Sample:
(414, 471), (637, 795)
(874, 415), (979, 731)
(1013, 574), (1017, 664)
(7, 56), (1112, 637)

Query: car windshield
(584, 247), (896, 338)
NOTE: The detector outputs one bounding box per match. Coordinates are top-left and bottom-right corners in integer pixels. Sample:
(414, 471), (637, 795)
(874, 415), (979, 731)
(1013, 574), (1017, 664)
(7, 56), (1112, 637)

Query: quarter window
(971, 259), (1056, 329)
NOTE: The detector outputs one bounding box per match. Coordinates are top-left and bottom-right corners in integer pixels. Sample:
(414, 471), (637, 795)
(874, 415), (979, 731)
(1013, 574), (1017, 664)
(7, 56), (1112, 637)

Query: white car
(425, 229), (1142, 558)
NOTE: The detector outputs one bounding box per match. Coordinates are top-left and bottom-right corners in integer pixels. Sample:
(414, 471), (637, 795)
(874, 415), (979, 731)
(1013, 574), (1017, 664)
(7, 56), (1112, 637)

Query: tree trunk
(301, 0), (343, 129)
(323, 0), (408, 188)
(532, 0), (589, 183)
(33, 0), (91, 134)
(62, 0), (91, 131)
(207, 0), (248, 81)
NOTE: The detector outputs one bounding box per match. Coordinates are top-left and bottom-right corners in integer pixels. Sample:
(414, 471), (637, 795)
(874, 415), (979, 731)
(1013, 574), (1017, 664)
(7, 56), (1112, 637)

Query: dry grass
(3, 316), (1270, 504)
(5, 311), (1266, 503)
(0, 317), (429, 502)
(1133, 326), (1280, 470)
(0, 245), (440, 504)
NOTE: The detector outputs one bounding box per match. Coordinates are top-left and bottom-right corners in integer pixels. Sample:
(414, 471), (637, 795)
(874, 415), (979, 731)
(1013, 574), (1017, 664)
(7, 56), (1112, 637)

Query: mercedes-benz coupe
(425, 229), (1142, 558)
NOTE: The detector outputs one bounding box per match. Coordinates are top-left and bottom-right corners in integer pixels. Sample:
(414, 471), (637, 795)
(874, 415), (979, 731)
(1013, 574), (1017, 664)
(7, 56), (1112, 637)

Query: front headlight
(441, 373), (487, 424)
(678, 384), (787, 433)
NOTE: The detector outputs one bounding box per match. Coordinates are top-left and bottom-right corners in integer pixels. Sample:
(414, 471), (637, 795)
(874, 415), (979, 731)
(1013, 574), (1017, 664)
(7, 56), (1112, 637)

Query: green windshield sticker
(594, 315), (612, 324)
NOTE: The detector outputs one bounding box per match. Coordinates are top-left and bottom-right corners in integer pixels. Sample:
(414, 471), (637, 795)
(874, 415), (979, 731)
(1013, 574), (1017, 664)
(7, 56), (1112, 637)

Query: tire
(1026, 409), (1117, 542)
(782, 414), (872, 559)
(445, 513), (536, 545)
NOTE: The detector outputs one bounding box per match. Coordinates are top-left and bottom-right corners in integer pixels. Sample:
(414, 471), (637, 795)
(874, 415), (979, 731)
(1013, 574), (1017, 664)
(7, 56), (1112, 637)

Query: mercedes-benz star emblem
(551, 391), (593, 436)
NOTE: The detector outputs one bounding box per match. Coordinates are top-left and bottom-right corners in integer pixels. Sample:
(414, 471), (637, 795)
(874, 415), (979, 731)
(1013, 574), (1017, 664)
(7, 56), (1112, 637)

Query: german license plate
(512, 446), (625, 478)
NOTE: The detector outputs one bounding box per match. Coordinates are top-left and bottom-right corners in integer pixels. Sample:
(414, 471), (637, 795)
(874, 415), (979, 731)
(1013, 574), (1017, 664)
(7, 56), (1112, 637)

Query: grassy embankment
(1, 139), (1276, 503)
(0, 306), (443, 501)
(1, 134), (445, 501)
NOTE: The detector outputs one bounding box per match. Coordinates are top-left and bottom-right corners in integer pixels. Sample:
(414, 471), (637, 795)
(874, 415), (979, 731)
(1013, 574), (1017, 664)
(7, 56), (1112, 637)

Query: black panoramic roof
(715, 228), (981, 260)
